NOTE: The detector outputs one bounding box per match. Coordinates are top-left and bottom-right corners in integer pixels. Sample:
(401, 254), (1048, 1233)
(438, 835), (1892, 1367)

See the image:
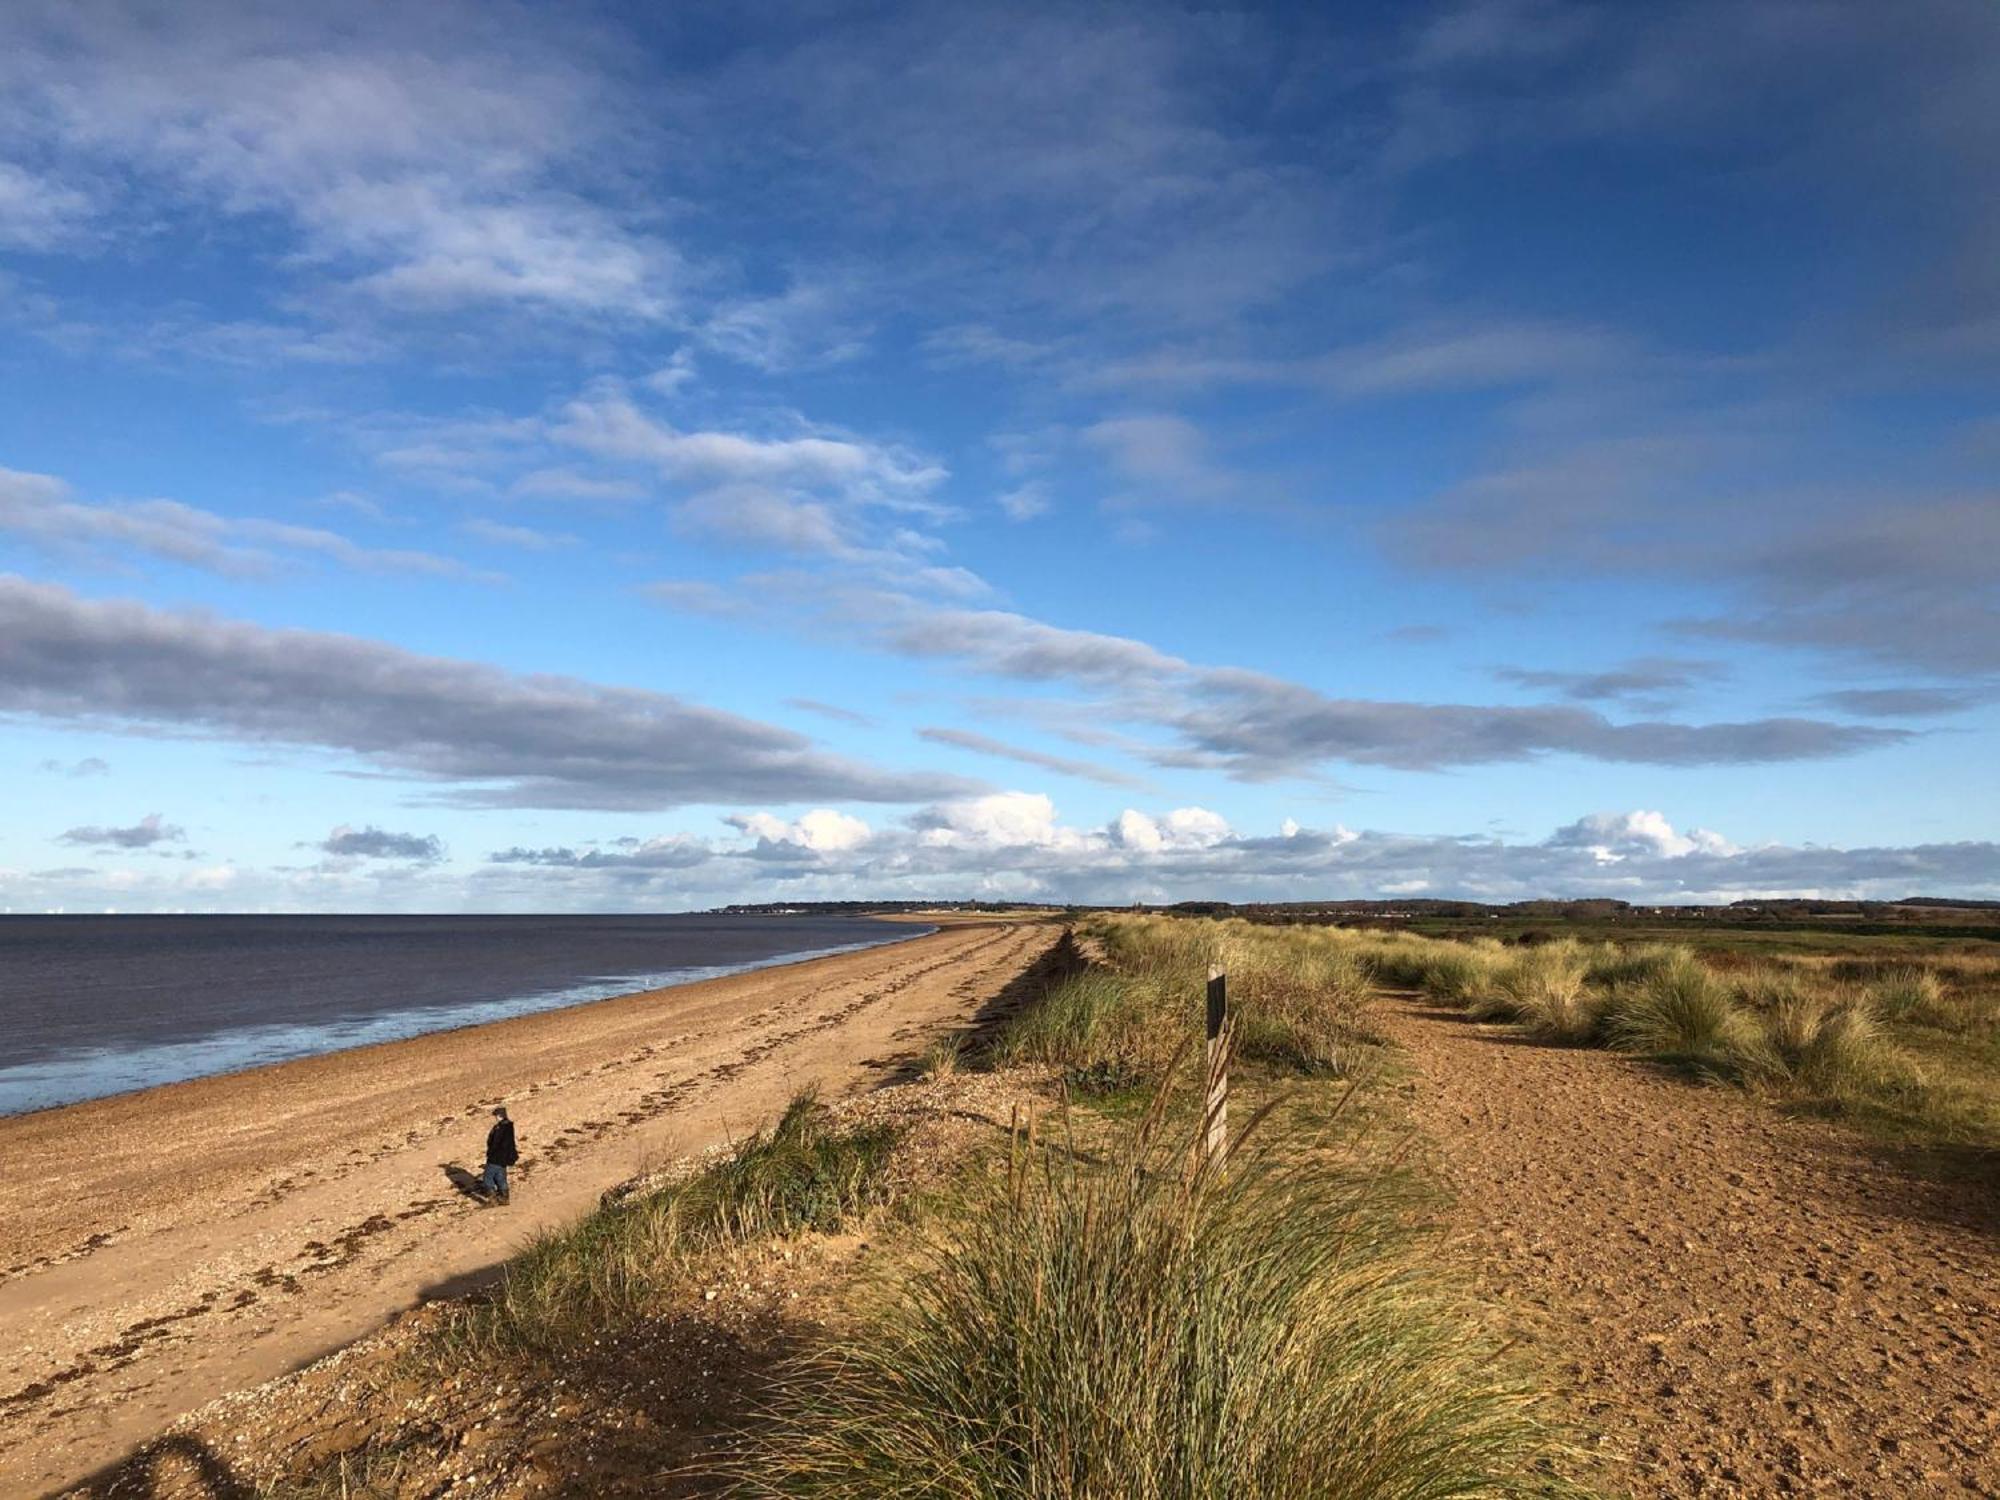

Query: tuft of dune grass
(1419, 944), (1499, 1008)
(1492, 941), (1600, 1043)
(1760, 991), (1916, 1101)
(1599, 955), (1757, 1077)
(920, 1031), (966, 1082)
(1583, 943), (1687, 991)
(728, 1091), (1567, 1500)
(1869, 968), (1960, 1030)
(1042, 918), (1384, 1084)
(996, 968), (1158, 1080)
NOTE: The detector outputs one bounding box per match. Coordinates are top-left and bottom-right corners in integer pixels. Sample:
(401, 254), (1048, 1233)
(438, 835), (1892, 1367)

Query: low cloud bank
(12, 798), (1994, 912)
(468, 799), (2000, 909)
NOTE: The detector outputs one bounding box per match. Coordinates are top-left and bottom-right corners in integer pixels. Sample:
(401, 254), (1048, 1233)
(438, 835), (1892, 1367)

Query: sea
(0, 913), (928, 1117)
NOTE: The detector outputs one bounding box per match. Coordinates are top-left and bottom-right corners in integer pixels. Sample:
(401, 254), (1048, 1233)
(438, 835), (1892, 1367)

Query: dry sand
(1381, 994), (2000, 1496)
(0, 918), (1058, 1496)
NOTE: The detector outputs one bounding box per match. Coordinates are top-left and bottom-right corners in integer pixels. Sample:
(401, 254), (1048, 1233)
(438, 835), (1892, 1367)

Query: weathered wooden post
(1204, 965), (1228, 1170)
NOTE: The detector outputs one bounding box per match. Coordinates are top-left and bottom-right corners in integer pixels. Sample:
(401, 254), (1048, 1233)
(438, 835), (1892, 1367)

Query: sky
(1, 0), (1997, 913)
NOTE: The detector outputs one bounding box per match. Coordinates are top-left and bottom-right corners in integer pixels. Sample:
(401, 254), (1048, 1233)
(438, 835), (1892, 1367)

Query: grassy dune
(1347, 922), (2000, 1151)
(261, 919), (1584, 1497)
(1047, 913), (1999, 1153)
(731, 916), (1572, 1498)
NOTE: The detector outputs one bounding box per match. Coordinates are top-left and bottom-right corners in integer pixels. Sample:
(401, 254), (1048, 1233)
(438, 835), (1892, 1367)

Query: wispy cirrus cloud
(37, 755), (110, 778)
(917, 726), (1148, 789)
(552, 386), (942, 501)
(0, 161), (95, 250)
(456, 518), (576, 552)
(0, 465), (488, 581)
(836, 594), (1906, 777)
(0, 1), (684, 326)
(786, 698), (877, 729)
(1082, 317), (1639, 399)
(1493, 657), (1727, 706)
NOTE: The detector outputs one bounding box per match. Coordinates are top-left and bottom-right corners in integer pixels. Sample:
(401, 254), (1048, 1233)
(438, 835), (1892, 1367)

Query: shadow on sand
(876, 923), (1086, 1089)
(440, 1161), (491, 1204)
(75, 1433), (253, 1499)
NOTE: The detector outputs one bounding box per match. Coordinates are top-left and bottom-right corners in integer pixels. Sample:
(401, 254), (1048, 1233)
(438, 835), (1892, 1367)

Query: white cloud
(464, 802), (1999, 908)
(1083, 414), (1241, 506)
(915, 791), (1077, 850)
(9, 801), (1997, 913)
(554, 385), (943, 500)
(698, 280), (870, 371)
(1547, 810), (1739, 863)
(1113, 806), (1232, 851)
(675, 485), (849, 555)
(508, 469), (648, 503)
(640, 579), (744, 618)
(918, 727), (1145, 789)
(727, 808), (873, 853)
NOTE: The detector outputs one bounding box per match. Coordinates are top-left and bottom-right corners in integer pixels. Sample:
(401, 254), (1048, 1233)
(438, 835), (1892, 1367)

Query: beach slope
(0, 919), (1056, 1495)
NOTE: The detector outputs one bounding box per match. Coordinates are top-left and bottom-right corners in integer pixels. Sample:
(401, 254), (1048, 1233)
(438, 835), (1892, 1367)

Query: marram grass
(727, 1087), (1569, 1500)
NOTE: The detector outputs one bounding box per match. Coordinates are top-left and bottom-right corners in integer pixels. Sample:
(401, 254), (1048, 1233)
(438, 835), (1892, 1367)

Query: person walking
(480, 1105), (518, 1203)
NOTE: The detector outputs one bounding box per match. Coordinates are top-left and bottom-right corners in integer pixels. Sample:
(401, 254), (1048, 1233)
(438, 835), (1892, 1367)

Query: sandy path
(0, 920), (1057, 1497)
(1379, 995), (1998, 1497)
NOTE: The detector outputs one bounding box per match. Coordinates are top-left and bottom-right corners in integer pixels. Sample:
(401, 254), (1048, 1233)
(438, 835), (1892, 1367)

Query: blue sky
(2, 0), (1996, 912)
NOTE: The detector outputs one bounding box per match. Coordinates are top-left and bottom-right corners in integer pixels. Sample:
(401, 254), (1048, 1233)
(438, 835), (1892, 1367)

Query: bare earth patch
(1379, 994), (1999, 1497)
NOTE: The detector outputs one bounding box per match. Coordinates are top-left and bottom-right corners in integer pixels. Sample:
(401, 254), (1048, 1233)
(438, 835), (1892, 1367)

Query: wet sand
(0, 918), (1057, 1496)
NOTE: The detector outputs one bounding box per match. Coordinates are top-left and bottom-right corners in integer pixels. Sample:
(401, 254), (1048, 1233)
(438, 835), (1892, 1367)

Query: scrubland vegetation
(1034, 913), (1999, 1152)
(1353, 924), (2000, 1152)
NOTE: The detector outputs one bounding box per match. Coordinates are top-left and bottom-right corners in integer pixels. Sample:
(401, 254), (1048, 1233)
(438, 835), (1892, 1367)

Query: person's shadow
(440, 1162), (488, 1203)
(76, 1432), (253, 1497)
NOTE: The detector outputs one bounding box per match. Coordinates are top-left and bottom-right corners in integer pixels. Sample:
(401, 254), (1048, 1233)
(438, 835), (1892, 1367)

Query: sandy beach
(0, 918), (1058, 1496)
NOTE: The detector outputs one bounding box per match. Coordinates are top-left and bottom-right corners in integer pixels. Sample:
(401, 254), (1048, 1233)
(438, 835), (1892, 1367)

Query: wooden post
(1204, 965), (1228, 1170)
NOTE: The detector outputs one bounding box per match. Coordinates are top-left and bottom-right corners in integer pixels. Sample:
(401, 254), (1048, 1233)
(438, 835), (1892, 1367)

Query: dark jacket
(485, 1119), (518, 1166)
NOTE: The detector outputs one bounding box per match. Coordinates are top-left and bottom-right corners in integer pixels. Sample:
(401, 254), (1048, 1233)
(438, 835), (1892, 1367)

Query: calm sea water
(0, 914), (927, 1117)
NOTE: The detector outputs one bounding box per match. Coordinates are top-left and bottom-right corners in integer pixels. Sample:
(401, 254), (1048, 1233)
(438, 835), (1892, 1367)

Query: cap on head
(493, 1105), (508, 1118)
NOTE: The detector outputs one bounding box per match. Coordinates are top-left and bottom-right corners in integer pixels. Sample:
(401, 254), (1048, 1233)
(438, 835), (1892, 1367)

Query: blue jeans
(480, 1162), (509, 1197)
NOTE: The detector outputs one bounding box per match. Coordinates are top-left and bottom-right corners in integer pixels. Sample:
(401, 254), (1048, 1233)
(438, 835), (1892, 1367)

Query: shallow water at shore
(0, 914), (926, 1115)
